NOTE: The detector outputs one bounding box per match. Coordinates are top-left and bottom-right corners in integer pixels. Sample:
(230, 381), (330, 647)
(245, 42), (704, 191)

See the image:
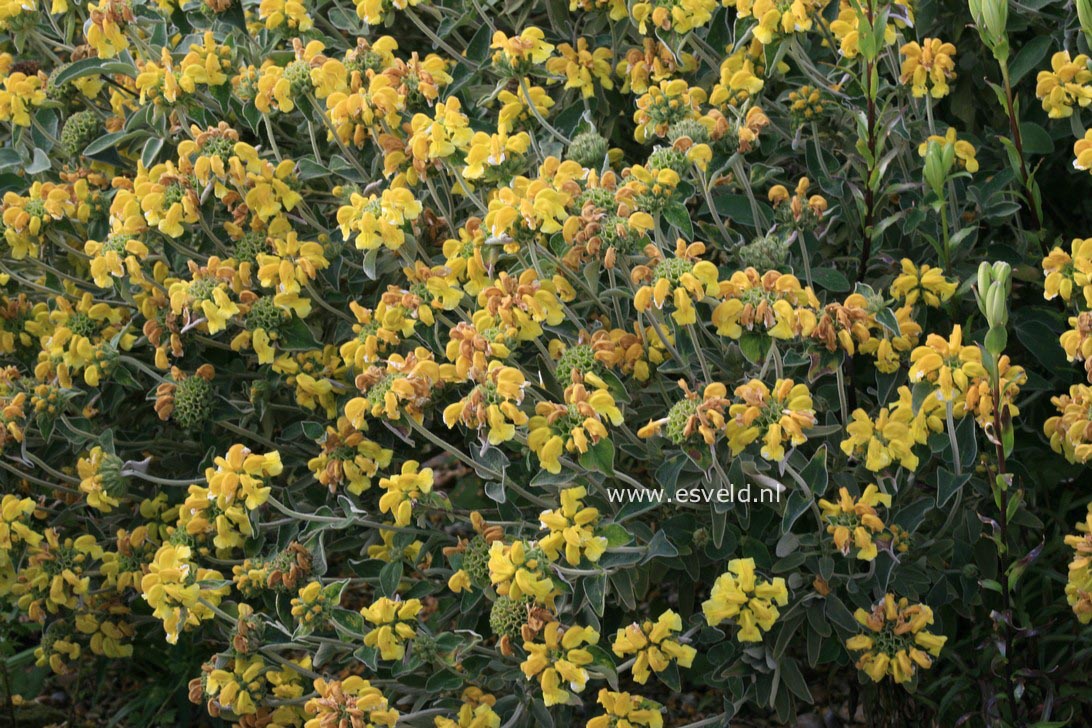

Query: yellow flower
(587, 689), (664, 728)
(1042, 238), (1092, 305)
(538, 486), (608, 565)
(520, 621), (599, 706)
(633, 79), (705, 142)
(889, 258), (958, 306)
(1075, 129), (1092, 173)
(724, 378), (816, 461)
(819, 485), (892, 561)
(631, 0), (717, 34)
(908, 325), (986, 402)
(712, 267), (819, 340)
(917, 127), (979, 173)
(749, 0), (825, 45)
(1044, 384), (1092, 463)
(344, 347), (448, 426)
(378, 460), (434, 526)
(87, 0), (132, 58)
(899, 38), (957, 98)
(702, 557), (788, 642)
(488, 539), (556, 604)
(840, 386), (942, 472)
(1064, 505), (1092, 623)
(259, 0), (313, 30)
(845, 594), (946, 683)
(546, 40), (614, 98)
(140, 543), (228, 644)
(0, 69), (46, 127)
(491, 28), (555, 74)
(528, 374), (623, 474)
(207, 443), (282, 510)
(291, 580), (338, 629)
(463, 131), (531, 183)
(1036, 51), (1092, 118)
(631, 240), (719, 326)
(308, 417), (393, 495)
(337, 187), (423, 251)
(361, 597), (423, 660)
(611, 609), (696, 684)
(443, 362), (529, 445)
(304, 676), (398, 728)
(709, 46), (765, 107)
(77, 446), (126, 513)
(434, 688), (501, 728)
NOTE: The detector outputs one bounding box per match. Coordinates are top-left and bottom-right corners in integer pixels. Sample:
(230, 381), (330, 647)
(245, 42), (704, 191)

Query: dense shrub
(3, 0), (1092, 725)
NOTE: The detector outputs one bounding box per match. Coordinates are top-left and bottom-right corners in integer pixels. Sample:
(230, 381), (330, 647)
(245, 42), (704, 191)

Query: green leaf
(711, 193), (772, 228)
(738, 331), (770, 364)
(26, 148), (50, 174)
(578, 439), (615, 476)
(601, 523), (632, 547)
(779, 656), (814, 703)
(663, 202), (694, 238)
(0, 148), (22, 171)
(279, 315), (318, 349)
(1018, 122), (1053, 155)
(1008, 35), (1052, 86)
(809, 267), (850, 292)
(424, 669), (464, 692)
(935, 467), (970, 509)
(583, 574), (607, 616)
(83, 131), (130, 158)
(141, 137), (164, 168)
(641, 530), (679, 564)
(379, 561), (402, 598)
(52, 56), (137, 87)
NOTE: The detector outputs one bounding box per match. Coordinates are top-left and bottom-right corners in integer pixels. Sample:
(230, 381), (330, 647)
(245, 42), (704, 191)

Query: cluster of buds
(975, 261), (1012, 359)
(969, 0), (1009, 62)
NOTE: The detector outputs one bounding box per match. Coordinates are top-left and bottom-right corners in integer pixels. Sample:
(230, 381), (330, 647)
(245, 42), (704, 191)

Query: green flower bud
(98, 451), (128, 500)
(737, 233), (789, 271)
(60, 111), (100, 158)
(555, 344), (602, 386)
(566, 131), (609, 168)
(284, 60), (313, 98)
(461, 535), (492, 589)
(665, 397), (700, 445)
(668, 118), (710, 145)
(1079, 0), (1092, 49)
(172, 375), (215, 430)
(647, 147), (689, 176)
(489, 595), (531, 641)
(245, 297), (288, 333)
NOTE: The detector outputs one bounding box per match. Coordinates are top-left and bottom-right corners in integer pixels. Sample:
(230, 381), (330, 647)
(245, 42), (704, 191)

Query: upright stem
(991, 381), (1019, 726)
(856, 0), (880, 282)
(999, 62), (1046, 254)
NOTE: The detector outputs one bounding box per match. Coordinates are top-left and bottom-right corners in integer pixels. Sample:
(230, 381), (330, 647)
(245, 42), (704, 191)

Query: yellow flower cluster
(611, 609), (696, 684)
(538, 486), (608, 565)
(819, 485), (892, 561)
(361, 596), (423, 660)
(488, 539), (557, 604)
(845, 594), (947, 683)
(520, 621), (600, 706)
(1064, 505), (1092, 623)
(841, 385), (943, 472)
(140, 543), (229, 644)
(899, 38), (957, 98)
(702, 557), (789, 642)
(1036, 51), (1092, 119)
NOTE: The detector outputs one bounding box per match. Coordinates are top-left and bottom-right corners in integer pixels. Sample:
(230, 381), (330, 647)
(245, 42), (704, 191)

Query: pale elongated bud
(969, 0), (1010, 61)
(1078, 0), (1092, 51)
